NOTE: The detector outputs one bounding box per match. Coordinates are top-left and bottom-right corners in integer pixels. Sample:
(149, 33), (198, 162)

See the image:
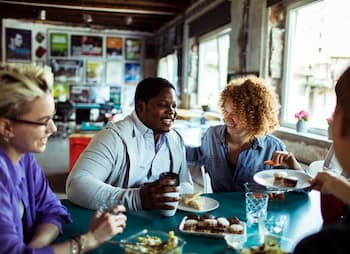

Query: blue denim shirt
(186, 125), (286, 192)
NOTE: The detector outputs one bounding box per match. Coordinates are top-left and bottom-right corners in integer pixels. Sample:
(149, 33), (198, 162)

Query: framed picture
(89, 86), (110, 103)
(125, 62), (141, 86)
(71, 35), (103, 57)
(6, 28), (32, 62)
(86, 60), (104, 84)
(50, 59), (84, 83)
(53, 83), (69, 102)
(109, 86), (122, 105)
(106, 36), (123, 58)
(106, 61), (123, 85)
(125, 38), (141, 60)
(50, 33), (68, 57)
(69, 85), (90, 103)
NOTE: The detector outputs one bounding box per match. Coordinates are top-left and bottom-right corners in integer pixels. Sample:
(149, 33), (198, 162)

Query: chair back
(201, 166), (213, 193)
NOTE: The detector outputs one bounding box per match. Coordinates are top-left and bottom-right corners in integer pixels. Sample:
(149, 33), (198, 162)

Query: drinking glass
(97, 197), (122, 215)
(245, 192), (269, 224)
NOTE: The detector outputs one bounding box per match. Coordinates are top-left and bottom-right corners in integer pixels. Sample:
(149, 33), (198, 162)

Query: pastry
(283, 176), (298, 187)
(229, 224), (244, 234)
(273, 171), (288, 185)
(200, 213), (214, 220)
(228, 216), (240, 224)
(183, 219), (198, 231)
(181, 192), (204, 210)
(217, 217), (230, 227)
(182, 214), (244, 235)
(187, 198), (205, 210)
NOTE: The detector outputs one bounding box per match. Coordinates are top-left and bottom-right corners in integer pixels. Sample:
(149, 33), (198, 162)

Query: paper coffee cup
(160, 191), (179, 217)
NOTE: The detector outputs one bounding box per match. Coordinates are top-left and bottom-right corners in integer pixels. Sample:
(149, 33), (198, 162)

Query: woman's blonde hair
(0, 63), (53, 119)
(219, 75), (280, 138)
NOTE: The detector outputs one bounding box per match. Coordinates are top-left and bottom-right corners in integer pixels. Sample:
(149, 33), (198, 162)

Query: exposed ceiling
(0, 0), (195, 33)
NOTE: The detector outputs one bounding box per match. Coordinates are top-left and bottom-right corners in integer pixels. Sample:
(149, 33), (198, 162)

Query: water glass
(265, 213), (288, 235)
(97, 197), (122, 215)
(245, 192), (269, 224)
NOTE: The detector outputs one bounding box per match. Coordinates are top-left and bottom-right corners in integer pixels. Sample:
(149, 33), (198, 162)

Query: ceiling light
(39, 9), (46, 20)
(83, 14), (93, 23)
(125, 16), (133, 25)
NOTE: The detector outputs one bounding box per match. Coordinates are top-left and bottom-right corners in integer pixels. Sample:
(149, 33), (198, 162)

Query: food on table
(273, 171), (288, 185)
(180, 192), (204, 210)
(181, 213), (245, 235)
(282, 176), (298, 187)
(273, 171), (298, 188)
(241, 235), (287, 254)
(267, 192), (285, 201)
(124, 230), (180, 254)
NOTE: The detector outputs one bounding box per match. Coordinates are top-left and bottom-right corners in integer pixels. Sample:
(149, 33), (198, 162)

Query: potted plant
(294, 110), (309, 132)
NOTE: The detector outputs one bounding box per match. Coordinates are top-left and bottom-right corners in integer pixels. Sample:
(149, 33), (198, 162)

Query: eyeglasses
(10, 118), (52, 128)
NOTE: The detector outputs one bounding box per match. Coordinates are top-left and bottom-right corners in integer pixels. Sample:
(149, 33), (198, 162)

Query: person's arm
(51, 205), (127, 254)
(27, 223), (59, 248)
(185, 128), (212, 166)
(311, 171), (350, 205)
(66, 128), (126, 210)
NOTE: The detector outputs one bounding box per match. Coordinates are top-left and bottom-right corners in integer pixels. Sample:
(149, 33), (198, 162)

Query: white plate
(178, 196), (219, 213)
(179, 216), (246, 239)
(253, 169), (312, 191)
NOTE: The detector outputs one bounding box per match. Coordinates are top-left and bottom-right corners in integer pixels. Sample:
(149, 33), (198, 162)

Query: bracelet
(73, 235), (86, 253)
(71, 238), (79, 254)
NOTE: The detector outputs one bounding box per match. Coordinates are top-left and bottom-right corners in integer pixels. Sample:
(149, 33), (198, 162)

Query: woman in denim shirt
(186, 75), (301, 192)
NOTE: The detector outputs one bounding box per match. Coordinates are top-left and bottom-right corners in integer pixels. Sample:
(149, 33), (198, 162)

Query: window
(283, 0), (350, 135)
(157, 52), (179, 94)
(196, 28), (230, 111)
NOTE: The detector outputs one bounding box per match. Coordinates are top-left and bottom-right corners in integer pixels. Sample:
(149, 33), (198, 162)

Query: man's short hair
(134, 77), (175, 107)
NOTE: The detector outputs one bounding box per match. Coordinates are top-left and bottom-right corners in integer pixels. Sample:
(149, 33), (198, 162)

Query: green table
(58, 191), (322, 253)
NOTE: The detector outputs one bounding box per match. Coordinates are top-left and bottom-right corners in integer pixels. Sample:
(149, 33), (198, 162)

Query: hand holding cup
(159, 172), (180, 216)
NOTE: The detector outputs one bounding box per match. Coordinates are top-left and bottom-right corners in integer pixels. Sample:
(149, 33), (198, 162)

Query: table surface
(58, 191), (322, 253)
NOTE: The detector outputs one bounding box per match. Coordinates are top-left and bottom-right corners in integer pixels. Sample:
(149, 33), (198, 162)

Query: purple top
(0, 148), (72, 254)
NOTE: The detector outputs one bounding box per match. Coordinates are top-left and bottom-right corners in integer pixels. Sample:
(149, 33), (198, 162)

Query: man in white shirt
(66, 77), (193, 211)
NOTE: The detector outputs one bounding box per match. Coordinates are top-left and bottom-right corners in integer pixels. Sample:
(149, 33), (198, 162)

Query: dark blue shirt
(186, 125), (286, 192)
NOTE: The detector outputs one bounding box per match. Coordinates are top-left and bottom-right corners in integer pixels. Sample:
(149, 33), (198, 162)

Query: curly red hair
(219, 75), (280, 138)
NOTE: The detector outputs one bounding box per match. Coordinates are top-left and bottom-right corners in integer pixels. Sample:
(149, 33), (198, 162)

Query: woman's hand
(270, 151), (303, 170)
(84, 205), (127, 250)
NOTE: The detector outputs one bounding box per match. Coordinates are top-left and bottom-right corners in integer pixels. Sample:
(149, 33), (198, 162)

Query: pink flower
(326, 113), (334, 124)
(294, 110), (310, 122)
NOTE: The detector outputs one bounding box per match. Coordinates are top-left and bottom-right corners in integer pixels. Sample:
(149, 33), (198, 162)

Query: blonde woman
(0, 63), (126, 254)
(186, 75), (301, 192)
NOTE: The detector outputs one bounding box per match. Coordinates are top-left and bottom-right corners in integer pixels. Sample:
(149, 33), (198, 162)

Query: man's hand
(140, 179), (179, 210)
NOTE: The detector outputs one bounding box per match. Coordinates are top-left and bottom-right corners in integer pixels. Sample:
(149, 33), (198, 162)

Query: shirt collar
(130, 110), (168, 140)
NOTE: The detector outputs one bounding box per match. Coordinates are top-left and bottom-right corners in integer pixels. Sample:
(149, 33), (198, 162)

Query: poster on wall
(71, 35), (103, 57)
(50, 59), (84, 83)
(125, 38), (141, 61)
(125, 62), (141, 86)
(106, 37), (123, 58)
(86, 60), (104, 84)
(5, 28), (32, 62)
(110, 86), (122, 105)
(50, 33), (68, 57)
(106, 61), (123, 85)
(53, 83), (69, 102)
(70, 86), (90, 103)
(89, 86), (110, 103)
